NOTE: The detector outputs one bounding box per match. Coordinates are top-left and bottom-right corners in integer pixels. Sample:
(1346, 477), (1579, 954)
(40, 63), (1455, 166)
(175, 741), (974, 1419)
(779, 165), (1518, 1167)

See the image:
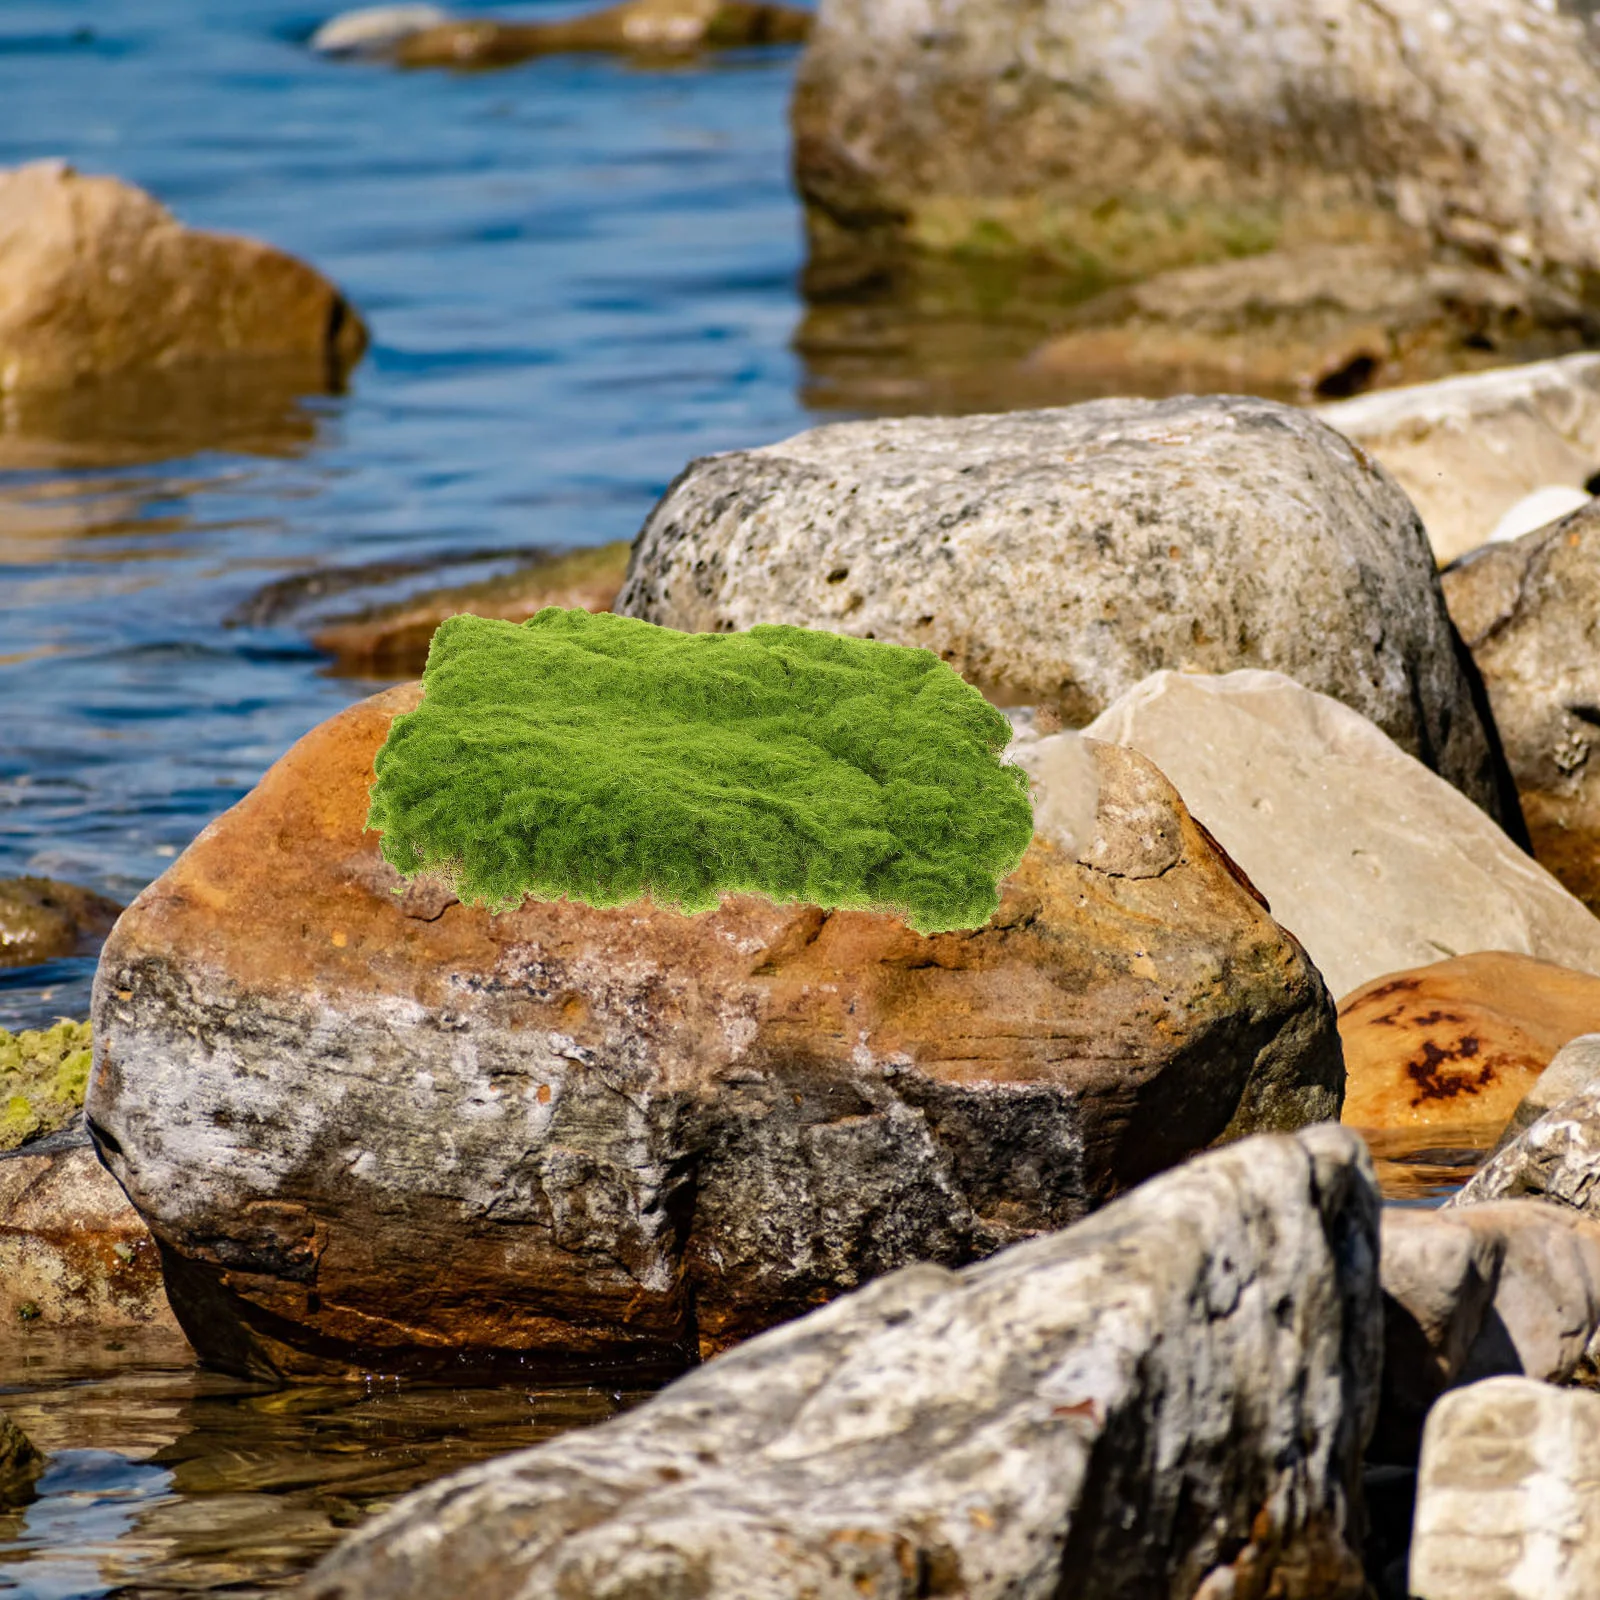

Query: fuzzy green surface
(0, 1018), (91, 1151)
(366, 609), (1034, 934)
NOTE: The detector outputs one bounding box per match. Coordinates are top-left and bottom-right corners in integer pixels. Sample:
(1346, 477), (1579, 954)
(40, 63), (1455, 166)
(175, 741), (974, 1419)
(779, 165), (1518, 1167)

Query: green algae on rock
(0, 1020), (91, 1151)
(366, 608), (1034, 934)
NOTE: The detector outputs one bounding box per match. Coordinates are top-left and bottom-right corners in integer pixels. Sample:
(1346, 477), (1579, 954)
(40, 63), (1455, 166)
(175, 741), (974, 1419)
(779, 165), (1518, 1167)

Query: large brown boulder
(86, 688), (1339, 1381)
(1443, 501), (1600, 915)
(0, 161), (366, 391)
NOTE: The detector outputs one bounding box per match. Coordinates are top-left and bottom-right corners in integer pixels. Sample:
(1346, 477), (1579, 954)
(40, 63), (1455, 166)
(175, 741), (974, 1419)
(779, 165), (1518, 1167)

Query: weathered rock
(311, 541), (630, 679)
(1450, 1080), (1600, 1216)
(0, 875), (122, 969)
(0, 1135), (179, 1332)
(1375, 1202), (1600, 1463)
(1337, 954), (1600, 1137)
(0, 1411), (42, 1510)
(316, 0), (808, 66)
(1442, 500), (1600, 917)
(301, 1124), (1380, 1600)
(1079, 670), (1600, 1001)
(1318, 353), (1600, 563)
(0, 160), (366, 391)
(1411, 1376), (1600, 1600)
(1498, 1033), (1600, 1152)
(620, 394), (1521, 828)
(86, 685), (1340, 1381)
(792, 0), (1600, 318)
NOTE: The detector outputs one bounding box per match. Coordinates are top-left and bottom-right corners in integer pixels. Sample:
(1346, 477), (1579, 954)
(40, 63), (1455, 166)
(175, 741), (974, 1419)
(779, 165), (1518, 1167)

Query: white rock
(1081, 668), (1600, 999)
(311, 4), (451, 56)
(1488, 485), (1594, 544)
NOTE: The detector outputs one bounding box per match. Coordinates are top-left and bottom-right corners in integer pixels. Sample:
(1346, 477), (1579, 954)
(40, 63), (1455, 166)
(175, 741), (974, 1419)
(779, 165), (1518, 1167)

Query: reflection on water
(1358, 1124), (1496, 1208)
(0, 1329), (646, 1598)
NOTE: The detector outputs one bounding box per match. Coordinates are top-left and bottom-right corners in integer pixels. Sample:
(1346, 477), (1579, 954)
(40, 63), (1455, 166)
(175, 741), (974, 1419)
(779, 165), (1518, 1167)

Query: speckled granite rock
(619, 395), (1521, 828)
(85, 686), (1339, 1381)
(300, 1124), (1380, 1600)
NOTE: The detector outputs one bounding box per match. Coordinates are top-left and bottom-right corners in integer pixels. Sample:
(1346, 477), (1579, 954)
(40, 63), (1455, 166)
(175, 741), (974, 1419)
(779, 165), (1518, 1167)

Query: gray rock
(1442, 501), (1600, 918)
(300, 1124), (1380, 1600)
(1497, 1034), (1600, 1153)
(619, 394), (1521, 828)
(1411, 1376), (1600, 1600)
(1376, 1201), (1600, 1462)
(1317, 354), (1600, 564)
(1449, 1079), (1600, 1217)
(1078, 669), (1600, 1000)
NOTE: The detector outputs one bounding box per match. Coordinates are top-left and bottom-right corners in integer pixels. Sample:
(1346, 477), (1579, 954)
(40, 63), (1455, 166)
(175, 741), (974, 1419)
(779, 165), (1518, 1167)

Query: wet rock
(0, 1018), (93, 1150)
(86, 685), (1340, 1381)
(0, 875), (122, 969)
(1442, 500), (1600, 917)
(1497, 1033), (1600, 1152)
(1450, 1079), (1600, 1215)
(310, 540), (630, 678)
(316, 0), (809, 67)
(301, 1124), (1380, 1600)
(1319, 353), (1600, 564)
(1411, 1376), (1600, 1599)
(0, 1411), (42, 1510)
(793, 0), (1600, 368)
(1337, 954), (1600, 1139)
(620, 394), (1520, 827)
(1375, 1202), (1600, 1464)
(0, 161), (366, 391)
(0, 1138), (179, 1332)
(1080, 670), (1600, 1001)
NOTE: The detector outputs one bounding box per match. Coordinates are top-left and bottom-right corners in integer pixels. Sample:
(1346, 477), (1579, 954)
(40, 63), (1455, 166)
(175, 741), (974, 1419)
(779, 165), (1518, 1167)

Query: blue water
(0, 0), (816, 1032)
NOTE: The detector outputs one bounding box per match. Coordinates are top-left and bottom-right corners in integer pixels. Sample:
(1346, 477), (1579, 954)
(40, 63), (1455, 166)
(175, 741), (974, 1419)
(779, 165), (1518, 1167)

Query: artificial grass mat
(366, 608), (1035, 934)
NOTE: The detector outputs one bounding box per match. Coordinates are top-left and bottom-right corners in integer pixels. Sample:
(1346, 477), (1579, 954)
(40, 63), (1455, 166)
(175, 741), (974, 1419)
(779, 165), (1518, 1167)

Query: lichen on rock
(366, 607), (1035, 934)
(0, 1019), (91, 1151)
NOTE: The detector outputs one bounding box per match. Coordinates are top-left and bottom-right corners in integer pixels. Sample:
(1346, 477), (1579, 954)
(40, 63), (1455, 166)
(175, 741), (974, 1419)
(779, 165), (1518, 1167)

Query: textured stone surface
(1451, 1080), (1600, 1215)
(301, 1125), (1380, 1600)
(1443, 500), (1600, 916)
(620, 395), (1520, 826)
(86, 684), (1339, 1381)
(1079, 670), (1600, 1001)
(1411, 1376), (1600, 1600)
(1319, 354), (1600, 564)
(0, 160), (366, 391)
(0, 875), (122, 969)
(1498, 1033), (1600, 1152)
(0, 1411), (42, 1510)
(0, 1136), (179, 1332)
(1376, 1202), (1600, 1463)
(1337, 954), (1600, 1137)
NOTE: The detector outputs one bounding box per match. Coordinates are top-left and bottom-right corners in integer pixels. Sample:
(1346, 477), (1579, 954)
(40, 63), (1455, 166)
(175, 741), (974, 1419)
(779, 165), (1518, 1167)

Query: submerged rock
(301, 1125), (1380, 1600)
(86, 685), (1339, 1380)
(1318, 353), (1600, 564)
(619, 395), (1521, 828)
(1411, 1377), (1600, 1600)
(1337, 954), (1600, 1138)
(0, 1411), (42, 1510)
(1081, 671), (1600, 1001)
(0, 875), (121, 969)
(0, 161), (366, 391)
(1443, 501), (1600, 917)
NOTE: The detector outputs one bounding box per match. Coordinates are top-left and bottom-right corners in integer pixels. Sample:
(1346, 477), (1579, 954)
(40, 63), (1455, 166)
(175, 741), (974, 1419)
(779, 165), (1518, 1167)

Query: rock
(619, 394), (1521, 828)
(0, 1411), (42, 1510)
(1491, 486), (1595, 545)
(0, 875), (122, 969)
(317, 0), (809, 67)
(301, 1124), (1380, 1600)
(1449, 1079), (1600, 1216)
(1410, 1376), (1600, 1600)
(1078, 670), (1600, 1001)
(86, 685), (1340, 1381)
(1318, 353), (1600, 564)
(1442, 501), (1600, 917)
(1337, 954), (1600, 1138)
(1375, 1202), (1600, 1464)
(310, 541), (630, 679)
(0, 161), (367, 391)
(792, 0), (1600, 352)
(0, 1018), (93, 1150)
(1498, 1033), (1600, 1152)
(0, 1137), (179, 1332)
(1029, 245), (1600, 410)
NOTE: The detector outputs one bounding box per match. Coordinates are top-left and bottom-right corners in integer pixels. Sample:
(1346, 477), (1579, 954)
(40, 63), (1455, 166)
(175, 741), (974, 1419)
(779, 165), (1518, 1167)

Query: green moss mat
(367, 609), (1035, 934)
(0, 1019), (91, 1151)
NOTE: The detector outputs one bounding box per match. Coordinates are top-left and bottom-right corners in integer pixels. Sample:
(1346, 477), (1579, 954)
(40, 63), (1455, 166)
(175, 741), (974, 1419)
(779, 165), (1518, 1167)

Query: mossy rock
(366, 609), (1035, 934)
(0, 1018), (92, 1151)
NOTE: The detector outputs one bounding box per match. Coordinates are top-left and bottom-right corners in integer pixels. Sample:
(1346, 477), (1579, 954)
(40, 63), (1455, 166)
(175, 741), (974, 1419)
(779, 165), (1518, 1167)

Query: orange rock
(1338, 952), (1600, 1136)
